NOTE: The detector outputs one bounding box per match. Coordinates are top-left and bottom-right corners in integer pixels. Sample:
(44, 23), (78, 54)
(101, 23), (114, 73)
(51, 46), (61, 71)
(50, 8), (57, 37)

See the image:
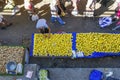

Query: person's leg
(56, 16), (65, 25)
(2, 19), (12, 27)
(0, 22), (7, 29)
(89, 0), (96, 10)
(112, 25), (120, 30)
(51, 16), (56, 23)
(71, 0), (78, 10)
(6, 22), (12, 27)
(86, 0), (93, 10)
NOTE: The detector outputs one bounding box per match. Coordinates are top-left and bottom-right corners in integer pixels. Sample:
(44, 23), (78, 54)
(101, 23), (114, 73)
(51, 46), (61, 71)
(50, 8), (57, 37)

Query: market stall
(0, 46), (25, 75)
(76, 33), (120, 58)
(31, 33), (73, 57)
(30, 33), (120, 58)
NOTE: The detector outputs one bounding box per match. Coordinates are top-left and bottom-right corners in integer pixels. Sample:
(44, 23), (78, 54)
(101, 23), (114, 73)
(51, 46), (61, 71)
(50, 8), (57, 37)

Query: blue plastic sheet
(89, 70), (103, 80)
(72, 32), (77, 51)
(30, 33), (34, 56)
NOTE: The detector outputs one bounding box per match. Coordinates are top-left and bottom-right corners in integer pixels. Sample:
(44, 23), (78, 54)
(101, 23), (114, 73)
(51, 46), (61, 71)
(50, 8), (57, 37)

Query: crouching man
(0, 15), (12, 29)
(36, 18), (51, 38)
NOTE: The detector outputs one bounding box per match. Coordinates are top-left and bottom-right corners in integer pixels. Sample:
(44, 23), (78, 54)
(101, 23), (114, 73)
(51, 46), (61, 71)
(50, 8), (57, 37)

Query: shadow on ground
(30, 56), (120, 68)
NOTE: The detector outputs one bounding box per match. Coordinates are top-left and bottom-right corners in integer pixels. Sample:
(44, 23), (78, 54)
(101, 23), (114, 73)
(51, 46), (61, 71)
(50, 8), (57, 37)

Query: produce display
(33, 34), (72, 56)
(0, 46), (24, 74)
(76, 33), (120, 56)
(39, 69), (48, 80)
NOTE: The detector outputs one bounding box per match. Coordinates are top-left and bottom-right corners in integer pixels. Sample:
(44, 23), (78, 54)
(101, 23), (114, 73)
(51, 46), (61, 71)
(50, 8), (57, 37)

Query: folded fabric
(99, 17), (112, 28)
(117, 21), (120, 25)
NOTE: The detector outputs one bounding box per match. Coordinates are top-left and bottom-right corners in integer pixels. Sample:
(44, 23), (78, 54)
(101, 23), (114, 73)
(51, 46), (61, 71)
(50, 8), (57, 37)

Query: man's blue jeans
(51, 17), (65, 25)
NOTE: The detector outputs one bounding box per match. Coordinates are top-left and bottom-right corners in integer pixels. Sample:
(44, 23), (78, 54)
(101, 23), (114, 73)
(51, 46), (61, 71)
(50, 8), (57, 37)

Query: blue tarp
(89, 70), (103, 80)
(30, 33), (34, 56)
(72, 32), (76, 51)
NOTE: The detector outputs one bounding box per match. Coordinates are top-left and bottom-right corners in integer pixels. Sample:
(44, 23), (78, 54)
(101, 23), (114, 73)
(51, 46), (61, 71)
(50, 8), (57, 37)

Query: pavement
(0, 0), (118, 45)
(48, 68), (120, 80)
(0, 64), (120, 80)
(0, 0), (120, 80)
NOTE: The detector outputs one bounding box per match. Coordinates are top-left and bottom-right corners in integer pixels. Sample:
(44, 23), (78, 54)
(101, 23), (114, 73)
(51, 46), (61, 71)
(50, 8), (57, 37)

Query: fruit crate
(0, 46), (25, 75)
(30, 33), (120, 58)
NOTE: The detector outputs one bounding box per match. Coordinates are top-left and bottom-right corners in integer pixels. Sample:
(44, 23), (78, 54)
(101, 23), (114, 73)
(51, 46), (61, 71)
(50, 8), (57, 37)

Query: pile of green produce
(39, 69), (48, 80)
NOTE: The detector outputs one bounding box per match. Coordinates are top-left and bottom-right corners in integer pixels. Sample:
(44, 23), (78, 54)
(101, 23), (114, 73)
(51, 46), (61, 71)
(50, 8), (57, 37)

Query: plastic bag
(16, 63), (23, 74)
(61, 12), (65, 16)
(31, 14), (39, 21)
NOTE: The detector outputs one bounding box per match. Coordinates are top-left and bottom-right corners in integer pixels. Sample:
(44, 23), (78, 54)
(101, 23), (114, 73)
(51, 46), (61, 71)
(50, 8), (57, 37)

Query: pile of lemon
(76, 33), (120, 56)
(33, 33), (72, 56)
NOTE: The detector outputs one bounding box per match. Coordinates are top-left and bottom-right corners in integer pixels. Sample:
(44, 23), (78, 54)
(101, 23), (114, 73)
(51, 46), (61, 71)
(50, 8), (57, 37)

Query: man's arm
(48, 26), (51, 38)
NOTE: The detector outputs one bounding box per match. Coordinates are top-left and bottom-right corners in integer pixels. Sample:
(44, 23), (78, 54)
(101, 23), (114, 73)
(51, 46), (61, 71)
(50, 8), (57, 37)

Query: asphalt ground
(0, 0), (120, 68)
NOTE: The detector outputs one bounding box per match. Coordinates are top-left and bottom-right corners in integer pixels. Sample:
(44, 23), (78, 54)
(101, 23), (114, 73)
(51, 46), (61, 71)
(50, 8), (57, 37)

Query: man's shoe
(61, 22), (66, 25)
